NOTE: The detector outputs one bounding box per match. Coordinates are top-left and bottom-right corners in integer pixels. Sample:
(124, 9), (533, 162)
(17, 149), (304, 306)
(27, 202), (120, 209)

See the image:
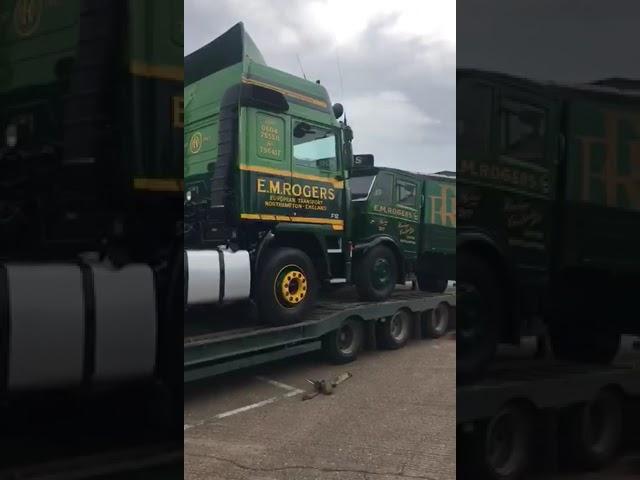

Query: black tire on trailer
(424, 302), (450, 338)
(355, 244), (398, 301)
(457, 252), (503, 382)
(256, 247), (318, 326)
(417, 273), (448, 293)
(564, 388), (623, 471)
(322, 317), (364, 364)
(474, 403), (534, 480)
(378, 309), (412, 350)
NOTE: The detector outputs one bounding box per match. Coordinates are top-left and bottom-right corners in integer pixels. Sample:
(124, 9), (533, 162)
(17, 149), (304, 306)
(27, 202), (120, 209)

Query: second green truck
(184, 23), (455, 325)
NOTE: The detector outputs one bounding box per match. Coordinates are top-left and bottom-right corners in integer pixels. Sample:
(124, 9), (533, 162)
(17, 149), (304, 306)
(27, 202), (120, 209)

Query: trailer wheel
(478, 404), (533, 480)
(256, 247), (318, 326)
(355, 245), (397, 301)
(565, 388), (623, 471)
(424, 302), (450, 338)
(322, 317), (364, 364)
(457, 253), (502, 381)
(417, 274), (448, 293)
(378, 309), (412, 349)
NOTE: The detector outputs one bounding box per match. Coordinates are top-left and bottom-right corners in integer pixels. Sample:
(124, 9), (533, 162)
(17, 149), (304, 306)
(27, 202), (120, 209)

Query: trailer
(457, 352), (640, 480)
(184, 288), (455, 382)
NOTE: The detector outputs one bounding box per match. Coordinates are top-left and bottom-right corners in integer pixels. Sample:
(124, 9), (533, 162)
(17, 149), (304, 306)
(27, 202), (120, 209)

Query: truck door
(241, 109), (292, 219)
(290, 119), (344, 231)
(495, 90), (557, 274)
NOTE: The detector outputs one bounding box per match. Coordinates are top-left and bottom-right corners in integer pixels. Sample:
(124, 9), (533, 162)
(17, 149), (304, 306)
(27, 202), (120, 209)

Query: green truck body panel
(0, 0), (183, 190)
(457, 69), (640, 334)
(0, 0), (183, 256)
(185, 23), (344, 237)
(350, 167), (455, 278)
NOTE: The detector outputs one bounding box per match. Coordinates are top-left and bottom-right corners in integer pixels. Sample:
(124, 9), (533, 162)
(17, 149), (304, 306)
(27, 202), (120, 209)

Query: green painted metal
(0, 0), (183, 189)
(350, 167), (456, 279)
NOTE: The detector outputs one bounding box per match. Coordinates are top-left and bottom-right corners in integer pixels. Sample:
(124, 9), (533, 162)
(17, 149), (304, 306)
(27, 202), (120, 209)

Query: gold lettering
(302, 185), (311, 197)
(327, 188), (335, 200)
(257, 178), (266, 193)
(283, 182), (291, 195)
(320, 187), (328, 199)
(292, 184), (302, 196)
(269, 180), (281, 194)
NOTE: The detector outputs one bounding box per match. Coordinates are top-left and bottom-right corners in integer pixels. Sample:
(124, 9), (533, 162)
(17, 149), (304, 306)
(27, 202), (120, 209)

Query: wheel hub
(372, 258), (391, 289)
(275, 266), (308, 307)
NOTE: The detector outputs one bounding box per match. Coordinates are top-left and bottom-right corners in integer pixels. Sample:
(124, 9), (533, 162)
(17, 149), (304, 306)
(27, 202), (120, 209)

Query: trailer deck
(184, 288), (456, 381)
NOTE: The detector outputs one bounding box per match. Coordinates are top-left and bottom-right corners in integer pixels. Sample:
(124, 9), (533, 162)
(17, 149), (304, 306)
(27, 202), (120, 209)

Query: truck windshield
(349, 175), (375, 200)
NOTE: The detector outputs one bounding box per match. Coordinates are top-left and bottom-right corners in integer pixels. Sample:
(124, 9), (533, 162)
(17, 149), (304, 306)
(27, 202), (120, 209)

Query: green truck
(0, 0), (183, 396)
(184, 22), (456, 326)
(457, 68), (640, 376)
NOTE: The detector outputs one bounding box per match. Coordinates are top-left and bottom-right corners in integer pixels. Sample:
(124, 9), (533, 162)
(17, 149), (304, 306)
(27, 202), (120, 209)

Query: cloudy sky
(458, 0), (639, 83)
(185, 0), (456, 173)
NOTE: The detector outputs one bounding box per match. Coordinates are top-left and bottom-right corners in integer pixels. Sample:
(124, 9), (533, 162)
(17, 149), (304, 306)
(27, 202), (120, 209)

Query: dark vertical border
(0, 265), (10, 396)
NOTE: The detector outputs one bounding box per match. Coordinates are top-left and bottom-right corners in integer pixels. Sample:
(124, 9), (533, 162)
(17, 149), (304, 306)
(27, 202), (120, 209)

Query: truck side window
(396, 179), (417, 208)
(500, 99), (546, 164)
(371, 173), (392, 204)
(293, 121), (337, 171)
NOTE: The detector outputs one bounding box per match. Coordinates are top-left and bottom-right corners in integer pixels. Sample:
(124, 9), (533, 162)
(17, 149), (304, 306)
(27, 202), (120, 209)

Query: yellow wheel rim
(275, 266), (308, 307)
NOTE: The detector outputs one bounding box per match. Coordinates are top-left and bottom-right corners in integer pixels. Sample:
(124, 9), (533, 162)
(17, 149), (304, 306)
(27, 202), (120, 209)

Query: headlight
(6, 124), (17, 148)
(186, 190), (192, 202)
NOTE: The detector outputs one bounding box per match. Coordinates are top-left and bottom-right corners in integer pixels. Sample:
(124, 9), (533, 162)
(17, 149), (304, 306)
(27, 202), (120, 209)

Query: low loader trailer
(457, 349), (640, 480)
(184, 288), (455, 382)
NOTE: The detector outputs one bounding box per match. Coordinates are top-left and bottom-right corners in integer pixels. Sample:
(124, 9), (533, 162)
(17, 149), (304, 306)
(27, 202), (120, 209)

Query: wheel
(564, 388), (623, 471)
(457, 253), (503, 381)
(355, 244), (398, 301)
(378, 309), (412, 349)
(256, 247), (318, 326)
(424, 302), (450, 338)
(417, 273), (448, 293)
(474, 404), (533, 480)
(322, 317), (364, 364)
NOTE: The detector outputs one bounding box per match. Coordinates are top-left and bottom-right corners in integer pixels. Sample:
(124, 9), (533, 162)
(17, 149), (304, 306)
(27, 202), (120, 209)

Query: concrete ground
(184, 334), (456, 480)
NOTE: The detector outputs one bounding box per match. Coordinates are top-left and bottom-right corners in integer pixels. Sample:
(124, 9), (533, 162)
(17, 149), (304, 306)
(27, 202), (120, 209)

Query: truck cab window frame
(499, 98), (547, 166)
(395, 178), (418, 209)
(292, 119), (339, 172)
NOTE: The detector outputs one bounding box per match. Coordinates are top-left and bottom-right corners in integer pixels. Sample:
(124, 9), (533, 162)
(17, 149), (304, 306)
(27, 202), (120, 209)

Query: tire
(564, 388), (623, 471)
(322, 317), (364, 364)
(355, 245), (398, 301)
(471, 404), (533, 480)
(424, 302), (450, 338)
(256, 247), (318, 326)
(417, 274), (448, 293)
(457, 253), (503, 381)
(378, 309), (412, 349)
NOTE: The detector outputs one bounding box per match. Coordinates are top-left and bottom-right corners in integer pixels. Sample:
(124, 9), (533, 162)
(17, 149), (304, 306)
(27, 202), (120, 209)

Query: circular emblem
(189, 131), (203, 154)
(14, 0), (43, 38)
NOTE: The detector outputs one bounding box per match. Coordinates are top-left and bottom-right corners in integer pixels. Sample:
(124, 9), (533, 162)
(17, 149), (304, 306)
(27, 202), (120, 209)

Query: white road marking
(184, 378), (305, 430)
(255, 375), (304, 394)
